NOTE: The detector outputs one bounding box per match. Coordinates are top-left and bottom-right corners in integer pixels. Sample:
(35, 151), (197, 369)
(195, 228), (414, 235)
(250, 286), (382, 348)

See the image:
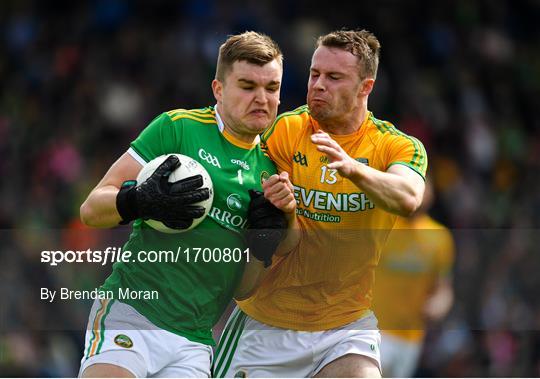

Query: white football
(136, 154), (214, 233)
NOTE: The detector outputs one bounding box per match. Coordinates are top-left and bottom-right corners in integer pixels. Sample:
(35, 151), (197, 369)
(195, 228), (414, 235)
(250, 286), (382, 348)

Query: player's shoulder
(261, 105), (311, 142)
(366, 112), (421, 145)
(146, 107), (216, 129)
(276, 104), (311, 123)
(418, 216), (453, 245)
(421, 216), (455, 256)
(164, 106), (217, 125)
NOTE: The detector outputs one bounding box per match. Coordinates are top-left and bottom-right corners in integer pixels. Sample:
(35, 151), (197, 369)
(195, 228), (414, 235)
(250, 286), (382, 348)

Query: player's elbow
(80, 200), (99, 227)
(397, 194), (422, 217)
(80, 201), (92, 226)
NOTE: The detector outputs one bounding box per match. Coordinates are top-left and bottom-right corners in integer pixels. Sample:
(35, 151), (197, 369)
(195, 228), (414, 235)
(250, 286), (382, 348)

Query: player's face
(308, 46), (371, 124)
(213, 59), (282, 139)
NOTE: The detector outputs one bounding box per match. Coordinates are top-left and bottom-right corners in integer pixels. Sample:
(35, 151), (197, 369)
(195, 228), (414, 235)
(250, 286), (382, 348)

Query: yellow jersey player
(374, 179), (454, 377)
(214, 30), (427, 378)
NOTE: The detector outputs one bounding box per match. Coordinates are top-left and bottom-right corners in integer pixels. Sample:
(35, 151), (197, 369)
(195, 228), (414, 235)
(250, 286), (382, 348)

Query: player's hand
(116, 155), (210, 228)
(262, 172), (296, 214)
(311, 131), (360, 178)
(246, 189), (288, 267)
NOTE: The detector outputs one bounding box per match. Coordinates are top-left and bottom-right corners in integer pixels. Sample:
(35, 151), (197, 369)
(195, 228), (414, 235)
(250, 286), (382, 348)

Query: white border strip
(214, 104), (225, 133)
(127, 147), (147, 166)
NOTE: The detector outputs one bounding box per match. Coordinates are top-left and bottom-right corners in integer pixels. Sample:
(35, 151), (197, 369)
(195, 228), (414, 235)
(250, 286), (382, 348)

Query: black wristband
(247, 228), (285, 267)
(116, 180), (138, 225)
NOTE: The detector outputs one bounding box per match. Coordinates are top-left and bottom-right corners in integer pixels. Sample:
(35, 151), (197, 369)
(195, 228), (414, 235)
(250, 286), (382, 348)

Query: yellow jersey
(238, 105), (428, 331)
(373, 215), (454, 342)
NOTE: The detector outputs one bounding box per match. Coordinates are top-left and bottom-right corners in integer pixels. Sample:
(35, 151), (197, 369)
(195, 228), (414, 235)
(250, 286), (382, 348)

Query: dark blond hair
(215, 31), (283, 81)
(317, 29), (380, 79)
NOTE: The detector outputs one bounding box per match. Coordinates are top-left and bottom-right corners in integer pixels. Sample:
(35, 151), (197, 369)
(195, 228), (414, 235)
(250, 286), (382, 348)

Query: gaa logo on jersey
(234, 370), (247, 378)
(226, 194), (243, 211)
(198, 148), (222, 168)
(114, 334), (133, 348)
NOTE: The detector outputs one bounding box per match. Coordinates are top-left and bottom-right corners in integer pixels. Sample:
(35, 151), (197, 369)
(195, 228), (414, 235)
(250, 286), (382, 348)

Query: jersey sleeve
(129, 112), (182, 163)
(385, 134), (428, 179)
(261, 115), (295, 173)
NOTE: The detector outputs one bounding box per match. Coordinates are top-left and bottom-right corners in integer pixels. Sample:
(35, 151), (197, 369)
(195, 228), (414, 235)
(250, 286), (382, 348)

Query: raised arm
(347, 163), (424, 217)
(311, 132), (425, 217)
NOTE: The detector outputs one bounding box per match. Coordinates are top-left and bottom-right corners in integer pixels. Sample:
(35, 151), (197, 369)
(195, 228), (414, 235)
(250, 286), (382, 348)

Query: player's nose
(250, 86), (264, 102)
(311, 75), (326, 91)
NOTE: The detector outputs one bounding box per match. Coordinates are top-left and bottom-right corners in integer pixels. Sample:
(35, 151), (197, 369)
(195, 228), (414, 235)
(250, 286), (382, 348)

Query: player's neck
(215, 104), (259, 147)
(320, 107), (368, 135)
(223, 125), (259, 145)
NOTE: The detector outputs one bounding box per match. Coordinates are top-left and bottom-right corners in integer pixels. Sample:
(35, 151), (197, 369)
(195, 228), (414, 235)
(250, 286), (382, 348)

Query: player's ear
(360, 78), (375, 96)
(212, 79), (223, 103)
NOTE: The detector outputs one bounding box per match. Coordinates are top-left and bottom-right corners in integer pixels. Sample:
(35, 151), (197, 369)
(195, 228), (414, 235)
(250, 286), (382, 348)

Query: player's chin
(245, 117), (272, 133)
(310, 110), (326, 122)
(308, 103), (329, 120)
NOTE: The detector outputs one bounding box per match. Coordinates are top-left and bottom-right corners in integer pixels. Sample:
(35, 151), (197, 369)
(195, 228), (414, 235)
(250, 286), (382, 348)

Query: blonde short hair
(215, 31), (283, 81)
(317, 29), (380, 79)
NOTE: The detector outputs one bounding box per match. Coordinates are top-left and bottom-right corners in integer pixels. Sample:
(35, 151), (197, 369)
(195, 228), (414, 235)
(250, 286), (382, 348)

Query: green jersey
(101, 106), (276, 345)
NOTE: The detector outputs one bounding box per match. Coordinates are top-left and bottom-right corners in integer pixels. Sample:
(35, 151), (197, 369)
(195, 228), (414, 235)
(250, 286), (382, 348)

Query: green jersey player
(78, 32), (297, 378)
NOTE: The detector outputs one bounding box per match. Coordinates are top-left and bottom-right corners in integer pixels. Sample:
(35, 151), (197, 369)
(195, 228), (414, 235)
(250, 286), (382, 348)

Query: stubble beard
(309, 102), (333, 124)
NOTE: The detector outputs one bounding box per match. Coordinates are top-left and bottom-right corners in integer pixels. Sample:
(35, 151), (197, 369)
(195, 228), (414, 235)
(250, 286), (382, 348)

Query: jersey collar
(214, 104), (259, 150)
(215, 104), (225, 132)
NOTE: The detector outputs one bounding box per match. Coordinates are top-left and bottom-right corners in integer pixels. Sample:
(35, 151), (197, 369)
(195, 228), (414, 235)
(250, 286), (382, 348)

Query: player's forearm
(423, 280), (454, 321)
(349, 163), (421, 217)
(275, 212), (300, 257)
(234, 214), (299, 299)
(234, 258), (268, 300)
(80, 185), (123, 228)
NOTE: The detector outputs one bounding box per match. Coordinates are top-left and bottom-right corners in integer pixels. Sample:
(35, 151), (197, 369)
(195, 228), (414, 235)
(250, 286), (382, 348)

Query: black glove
(246, 189), (288, 267)
(116, 155), (210, 229)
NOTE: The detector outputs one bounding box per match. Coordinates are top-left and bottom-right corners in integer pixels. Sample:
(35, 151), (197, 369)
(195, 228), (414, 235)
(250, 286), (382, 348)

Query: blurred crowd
(1, 0), (540, 376)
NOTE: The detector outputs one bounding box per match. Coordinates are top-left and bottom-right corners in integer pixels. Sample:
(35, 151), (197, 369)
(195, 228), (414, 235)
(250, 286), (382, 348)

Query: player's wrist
(284, 208), (297, 222)
(349, 160), (367, 182)
(116, 180), (139, 225)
